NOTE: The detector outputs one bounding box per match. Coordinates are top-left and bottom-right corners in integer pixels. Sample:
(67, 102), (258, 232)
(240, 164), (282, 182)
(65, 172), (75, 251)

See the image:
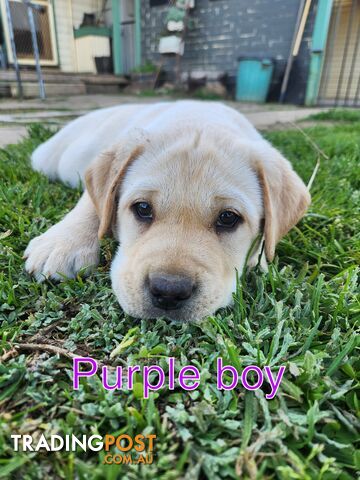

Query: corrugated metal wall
(319, 0), (360, 106)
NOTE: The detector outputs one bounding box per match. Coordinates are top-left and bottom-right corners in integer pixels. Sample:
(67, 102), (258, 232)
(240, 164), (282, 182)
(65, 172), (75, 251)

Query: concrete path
(0, 126), (28, 146)
(0, 94), (327, 147)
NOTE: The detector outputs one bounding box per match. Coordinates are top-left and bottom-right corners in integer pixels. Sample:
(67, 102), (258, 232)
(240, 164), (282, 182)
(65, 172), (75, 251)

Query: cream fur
(25, 101), (310, 321)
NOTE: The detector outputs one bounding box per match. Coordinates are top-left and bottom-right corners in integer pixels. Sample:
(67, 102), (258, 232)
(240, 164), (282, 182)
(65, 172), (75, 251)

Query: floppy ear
(252, 142), (311, 261)
(85, 144), (144, 238)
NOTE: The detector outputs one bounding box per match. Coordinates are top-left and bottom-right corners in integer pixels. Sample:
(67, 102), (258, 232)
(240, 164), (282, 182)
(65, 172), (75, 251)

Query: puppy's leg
(24, 191), (100, 281)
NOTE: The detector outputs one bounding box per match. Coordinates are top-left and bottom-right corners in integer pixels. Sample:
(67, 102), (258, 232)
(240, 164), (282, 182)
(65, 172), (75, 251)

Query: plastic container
(236, 58), (274, 102)
(95, 56), (113, 74)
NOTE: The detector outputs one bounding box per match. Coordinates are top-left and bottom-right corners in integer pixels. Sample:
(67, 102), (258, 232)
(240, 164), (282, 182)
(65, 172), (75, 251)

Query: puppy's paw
(24, 228), (100, 282)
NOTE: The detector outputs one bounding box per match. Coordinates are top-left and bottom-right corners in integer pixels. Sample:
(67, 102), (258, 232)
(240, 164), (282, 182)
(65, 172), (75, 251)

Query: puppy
(24, 101), (310, 321)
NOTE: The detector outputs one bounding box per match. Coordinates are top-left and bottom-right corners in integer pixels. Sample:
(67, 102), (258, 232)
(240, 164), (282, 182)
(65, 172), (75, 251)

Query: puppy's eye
(216, 210), (243, 231)
(132, 202), (153, 221)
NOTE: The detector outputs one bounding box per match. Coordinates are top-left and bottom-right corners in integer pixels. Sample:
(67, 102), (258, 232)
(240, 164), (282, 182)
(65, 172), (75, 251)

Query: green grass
(0, 119), (359, 479)
(304, 108), (360, 123)
(134, 87), (225, 100)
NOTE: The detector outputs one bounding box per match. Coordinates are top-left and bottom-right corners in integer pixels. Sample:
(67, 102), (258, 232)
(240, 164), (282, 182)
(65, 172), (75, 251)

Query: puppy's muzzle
(148, 273), (195, 311)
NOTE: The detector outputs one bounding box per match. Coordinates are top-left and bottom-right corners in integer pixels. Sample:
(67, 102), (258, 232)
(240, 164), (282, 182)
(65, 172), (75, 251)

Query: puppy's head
(85, 127), (310, 321)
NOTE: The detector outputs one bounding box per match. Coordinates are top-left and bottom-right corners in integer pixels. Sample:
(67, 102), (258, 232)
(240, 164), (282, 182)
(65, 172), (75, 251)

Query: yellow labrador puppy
(25, 101), (310, 321)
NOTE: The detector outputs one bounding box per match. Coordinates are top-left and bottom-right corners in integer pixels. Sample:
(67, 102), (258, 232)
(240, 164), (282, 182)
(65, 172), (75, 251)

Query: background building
(141, 0), (360, 106)
(0, 0), (359, 106)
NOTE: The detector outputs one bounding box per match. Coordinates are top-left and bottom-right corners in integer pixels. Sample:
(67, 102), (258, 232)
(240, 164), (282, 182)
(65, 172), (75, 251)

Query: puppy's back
(31, 101), (260, 187)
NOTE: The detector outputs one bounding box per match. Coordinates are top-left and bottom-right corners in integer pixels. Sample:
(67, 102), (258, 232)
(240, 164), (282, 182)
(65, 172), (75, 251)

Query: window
(0, 0), (58, 65)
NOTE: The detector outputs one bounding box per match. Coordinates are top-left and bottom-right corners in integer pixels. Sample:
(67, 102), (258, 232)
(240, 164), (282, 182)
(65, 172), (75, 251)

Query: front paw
(24, 229), (99, 282)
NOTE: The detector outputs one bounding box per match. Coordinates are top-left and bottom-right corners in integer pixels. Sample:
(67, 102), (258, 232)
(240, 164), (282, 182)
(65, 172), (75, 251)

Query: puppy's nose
(149, 273), (194, 310)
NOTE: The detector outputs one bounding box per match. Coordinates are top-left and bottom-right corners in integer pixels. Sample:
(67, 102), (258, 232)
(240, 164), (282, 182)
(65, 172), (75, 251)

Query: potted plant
(158, 1), (194, 56)
(130, 61), (164, 89)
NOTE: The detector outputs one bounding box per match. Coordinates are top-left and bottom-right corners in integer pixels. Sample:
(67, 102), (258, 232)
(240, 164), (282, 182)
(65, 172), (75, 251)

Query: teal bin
(236, 58), (274, 102)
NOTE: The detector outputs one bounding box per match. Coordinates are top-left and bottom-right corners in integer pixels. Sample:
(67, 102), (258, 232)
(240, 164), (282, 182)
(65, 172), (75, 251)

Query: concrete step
(9, 82), (87, 98)
(1, 69), (130, 97)
(0, 70), (83, 83)
(0, 69), (129, 84)
(79, 74), (129, 94)
(79, 74), (129, 86)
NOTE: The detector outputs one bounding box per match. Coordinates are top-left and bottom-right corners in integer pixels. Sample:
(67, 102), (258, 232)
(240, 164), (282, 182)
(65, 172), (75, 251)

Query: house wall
(140, 0), (319, 104)
(53, 0), (103, 72)
(53, 0), (76, 72)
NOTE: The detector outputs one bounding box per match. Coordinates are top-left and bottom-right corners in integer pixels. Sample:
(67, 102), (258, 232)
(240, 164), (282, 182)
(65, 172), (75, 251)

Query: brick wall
(140, 0), (318, 104)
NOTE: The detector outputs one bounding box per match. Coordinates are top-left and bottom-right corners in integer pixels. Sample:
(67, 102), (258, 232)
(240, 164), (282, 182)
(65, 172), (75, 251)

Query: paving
(0, 94), (328, 147)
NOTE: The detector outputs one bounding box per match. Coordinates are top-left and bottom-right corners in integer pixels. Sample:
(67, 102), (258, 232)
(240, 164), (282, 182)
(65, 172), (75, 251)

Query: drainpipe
(134, 0), (141, 68)
(305, 0), (334, 105)
(112, 0), (122, 74)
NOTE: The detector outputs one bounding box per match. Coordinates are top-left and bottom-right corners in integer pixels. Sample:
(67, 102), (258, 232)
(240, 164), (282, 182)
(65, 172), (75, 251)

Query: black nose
(149, 273), (194, 310)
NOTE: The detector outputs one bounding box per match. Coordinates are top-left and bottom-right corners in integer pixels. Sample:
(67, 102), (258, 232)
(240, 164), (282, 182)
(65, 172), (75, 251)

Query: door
(121, 0), (135, 74)
(318, 0), (360, 106)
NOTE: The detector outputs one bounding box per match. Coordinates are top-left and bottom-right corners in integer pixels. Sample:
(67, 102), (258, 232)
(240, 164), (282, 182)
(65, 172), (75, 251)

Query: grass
(135, 87), (225, 101)
(304, 108), (360, 123)
(0, 118), (359, 479)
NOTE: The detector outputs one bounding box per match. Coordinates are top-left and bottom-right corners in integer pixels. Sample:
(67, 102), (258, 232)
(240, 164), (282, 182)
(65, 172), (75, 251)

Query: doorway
(121, 0), (135, 74)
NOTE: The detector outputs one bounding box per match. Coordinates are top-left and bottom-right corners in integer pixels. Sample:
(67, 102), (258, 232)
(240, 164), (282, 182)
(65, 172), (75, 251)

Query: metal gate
(318, 0), (360, 106)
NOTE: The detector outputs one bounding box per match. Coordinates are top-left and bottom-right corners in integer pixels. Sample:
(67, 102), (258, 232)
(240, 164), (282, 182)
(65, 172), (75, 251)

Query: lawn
(0, 115), (359, 480)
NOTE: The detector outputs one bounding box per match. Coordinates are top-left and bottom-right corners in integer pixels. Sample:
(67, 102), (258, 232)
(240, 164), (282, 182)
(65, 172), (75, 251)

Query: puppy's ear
(85, 144), (144, 238)
(252, 142), (311, 261)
